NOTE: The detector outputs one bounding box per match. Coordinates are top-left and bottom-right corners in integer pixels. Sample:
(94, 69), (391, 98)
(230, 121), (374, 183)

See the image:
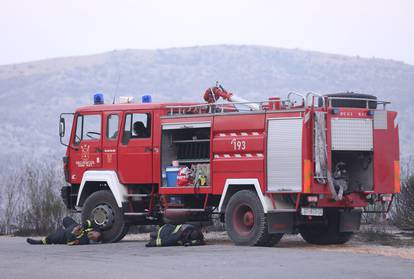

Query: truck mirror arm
(59, 137), (79, 151)
(59, 112), (77, 150)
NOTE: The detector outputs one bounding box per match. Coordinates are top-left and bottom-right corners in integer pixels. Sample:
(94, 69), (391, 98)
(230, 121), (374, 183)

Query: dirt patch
(314, 245), (414, 260)
(355, 225), (414, 246)
(273, 234), (414, 260)
(355, 230), (414, 247)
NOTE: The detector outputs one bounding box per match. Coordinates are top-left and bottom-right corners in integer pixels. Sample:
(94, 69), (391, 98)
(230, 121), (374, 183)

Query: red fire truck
(59, 84), (400, 245)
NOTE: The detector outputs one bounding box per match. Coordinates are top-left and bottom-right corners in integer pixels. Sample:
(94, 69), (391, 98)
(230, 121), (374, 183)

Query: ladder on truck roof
(165, 92), (389, 117)
(165, 92), (306, 117)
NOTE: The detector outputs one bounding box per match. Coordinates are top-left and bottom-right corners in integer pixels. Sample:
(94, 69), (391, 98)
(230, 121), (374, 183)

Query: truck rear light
(307, 196), (318, 203)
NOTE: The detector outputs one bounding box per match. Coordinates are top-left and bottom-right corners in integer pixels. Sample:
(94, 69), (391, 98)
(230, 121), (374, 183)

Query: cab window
(122, 113), (151, 144)
(74, 114), (101, 145)
(107, 114), (119, 140)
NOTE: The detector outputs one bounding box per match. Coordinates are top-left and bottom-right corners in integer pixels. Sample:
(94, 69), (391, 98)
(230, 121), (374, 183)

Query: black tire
(225, 190), (283, 246)
(323, 92), (377, 109)
(299, 208), (353, 245)
(82, 190), (129, 243)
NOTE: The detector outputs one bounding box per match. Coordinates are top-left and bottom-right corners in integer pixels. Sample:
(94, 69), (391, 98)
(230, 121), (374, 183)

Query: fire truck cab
(60, 87), (400, 245)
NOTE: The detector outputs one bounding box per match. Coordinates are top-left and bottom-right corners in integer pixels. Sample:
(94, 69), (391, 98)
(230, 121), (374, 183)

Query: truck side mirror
(59, 117), (65, 138)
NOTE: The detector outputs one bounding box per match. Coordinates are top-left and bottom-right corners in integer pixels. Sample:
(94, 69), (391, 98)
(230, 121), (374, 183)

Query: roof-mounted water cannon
(203, 83), (260, 111)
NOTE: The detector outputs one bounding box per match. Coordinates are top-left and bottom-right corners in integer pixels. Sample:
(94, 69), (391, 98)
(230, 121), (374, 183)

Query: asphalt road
(1, 236), (413, 279)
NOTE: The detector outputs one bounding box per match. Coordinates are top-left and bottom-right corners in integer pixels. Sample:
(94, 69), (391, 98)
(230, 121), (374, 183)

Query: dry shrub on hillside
(0, 163), (68, 235)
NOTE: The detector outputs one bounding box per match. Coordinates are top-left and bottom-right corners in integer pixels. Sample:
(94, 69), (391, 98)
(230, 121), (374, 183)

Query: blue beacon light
(94, 93), (104, 105)
(142, 95), (152, 103)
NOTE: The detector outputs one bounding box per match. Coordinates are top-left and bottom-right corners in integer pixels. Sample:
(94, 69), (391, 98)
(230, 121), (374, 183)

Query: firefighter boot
(26, 238), (44, 245)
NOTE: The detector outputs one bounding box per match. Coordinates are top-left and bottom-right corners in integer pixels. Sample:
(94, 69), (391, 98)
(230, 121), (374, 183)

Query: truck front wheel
(225, 190), (283, 246)
(81, 190), (129, 243)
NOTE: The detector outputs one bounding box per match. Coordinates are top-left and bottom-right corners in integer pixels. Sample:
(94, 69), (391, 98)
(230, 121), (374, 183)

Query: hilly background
(0, 45), (413, 175)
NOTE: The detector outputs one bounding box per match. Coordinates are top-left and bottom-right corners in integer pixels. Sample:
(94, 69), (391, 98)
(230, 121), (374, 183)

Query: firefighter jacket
(43, 217), (99, 245)
(146, 224), (205, 247)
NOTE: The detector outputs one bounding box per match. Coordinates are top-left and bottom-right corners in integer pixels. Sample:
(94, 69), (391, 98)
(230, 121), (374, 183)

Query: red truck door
(102, 112), (121, 170)
(69, 112), (103, 184)
(118, 111), (153, 184)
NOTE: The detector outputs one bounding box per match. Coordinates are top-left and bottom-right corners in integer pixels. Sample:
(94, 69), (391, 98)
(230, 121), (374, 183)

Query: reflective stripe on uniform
(76, 231), (84, 239)
(84, 220), (93, 232)
(156, 225), (165, 247)
(172, 225), (182, 234)
(42, 238), (48, 245)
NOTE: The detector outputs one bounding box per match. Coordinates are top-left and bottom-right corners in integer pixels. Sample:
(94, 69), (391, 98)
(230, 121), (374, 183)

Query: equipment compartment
(331, 151), (373, 192)
(161, 126), (211, 187)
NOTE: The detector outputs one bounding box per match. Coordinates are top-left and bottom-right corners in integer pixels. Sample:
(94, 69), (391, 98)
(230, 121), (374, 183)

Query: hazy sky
(1, 0), (413, 65)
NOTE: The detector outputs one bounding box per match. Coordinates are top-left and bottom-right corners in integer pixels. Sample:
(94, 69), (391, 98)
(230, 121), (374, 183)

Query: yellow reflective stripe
(394, 160), (401, 193)
(84, 228), (93, 233)
(172, 225), (182, 234)
(42, 238), (48, 244)
(86, 220), (92, 228)
(156, 225), (165, 247)
(76, 231), (84, 239)
(156, 238), (161, 246)
(303, 160), (312, 193)
(67, 240), (77, 245)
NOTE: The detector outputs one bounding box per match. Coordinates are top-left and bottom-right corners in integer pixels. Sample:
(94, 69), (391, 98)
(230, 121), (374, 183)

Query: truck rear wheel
(82, 190), (129, 243)
(225, 190), (283, 246)
(299, 209), (353, 245)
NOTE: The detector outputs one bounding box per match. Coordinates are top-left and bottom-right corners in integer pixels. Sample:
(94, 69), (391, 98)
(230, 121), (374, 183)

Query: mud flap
(339, 210), (362, 232)
(267, 212), (295, 234)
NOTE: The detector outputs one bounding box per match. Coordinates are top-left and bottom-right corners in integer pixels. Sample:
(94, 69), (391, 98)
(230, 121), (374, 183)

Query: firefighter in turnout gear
(26, 217), (101, 245)
(146, 224), (205, 247)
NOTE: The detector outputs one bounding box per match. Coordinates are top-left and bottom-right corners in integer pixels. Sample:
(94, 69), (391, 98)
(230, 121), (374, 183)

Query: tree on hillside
(393, 175), (414, 229)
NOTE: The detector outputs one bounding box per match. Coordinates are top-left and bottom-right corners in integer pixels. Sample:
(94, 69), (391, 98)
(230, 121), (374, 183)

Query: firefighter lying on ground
(26, 216), (101, 245)
(146, 224), (205, 247)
